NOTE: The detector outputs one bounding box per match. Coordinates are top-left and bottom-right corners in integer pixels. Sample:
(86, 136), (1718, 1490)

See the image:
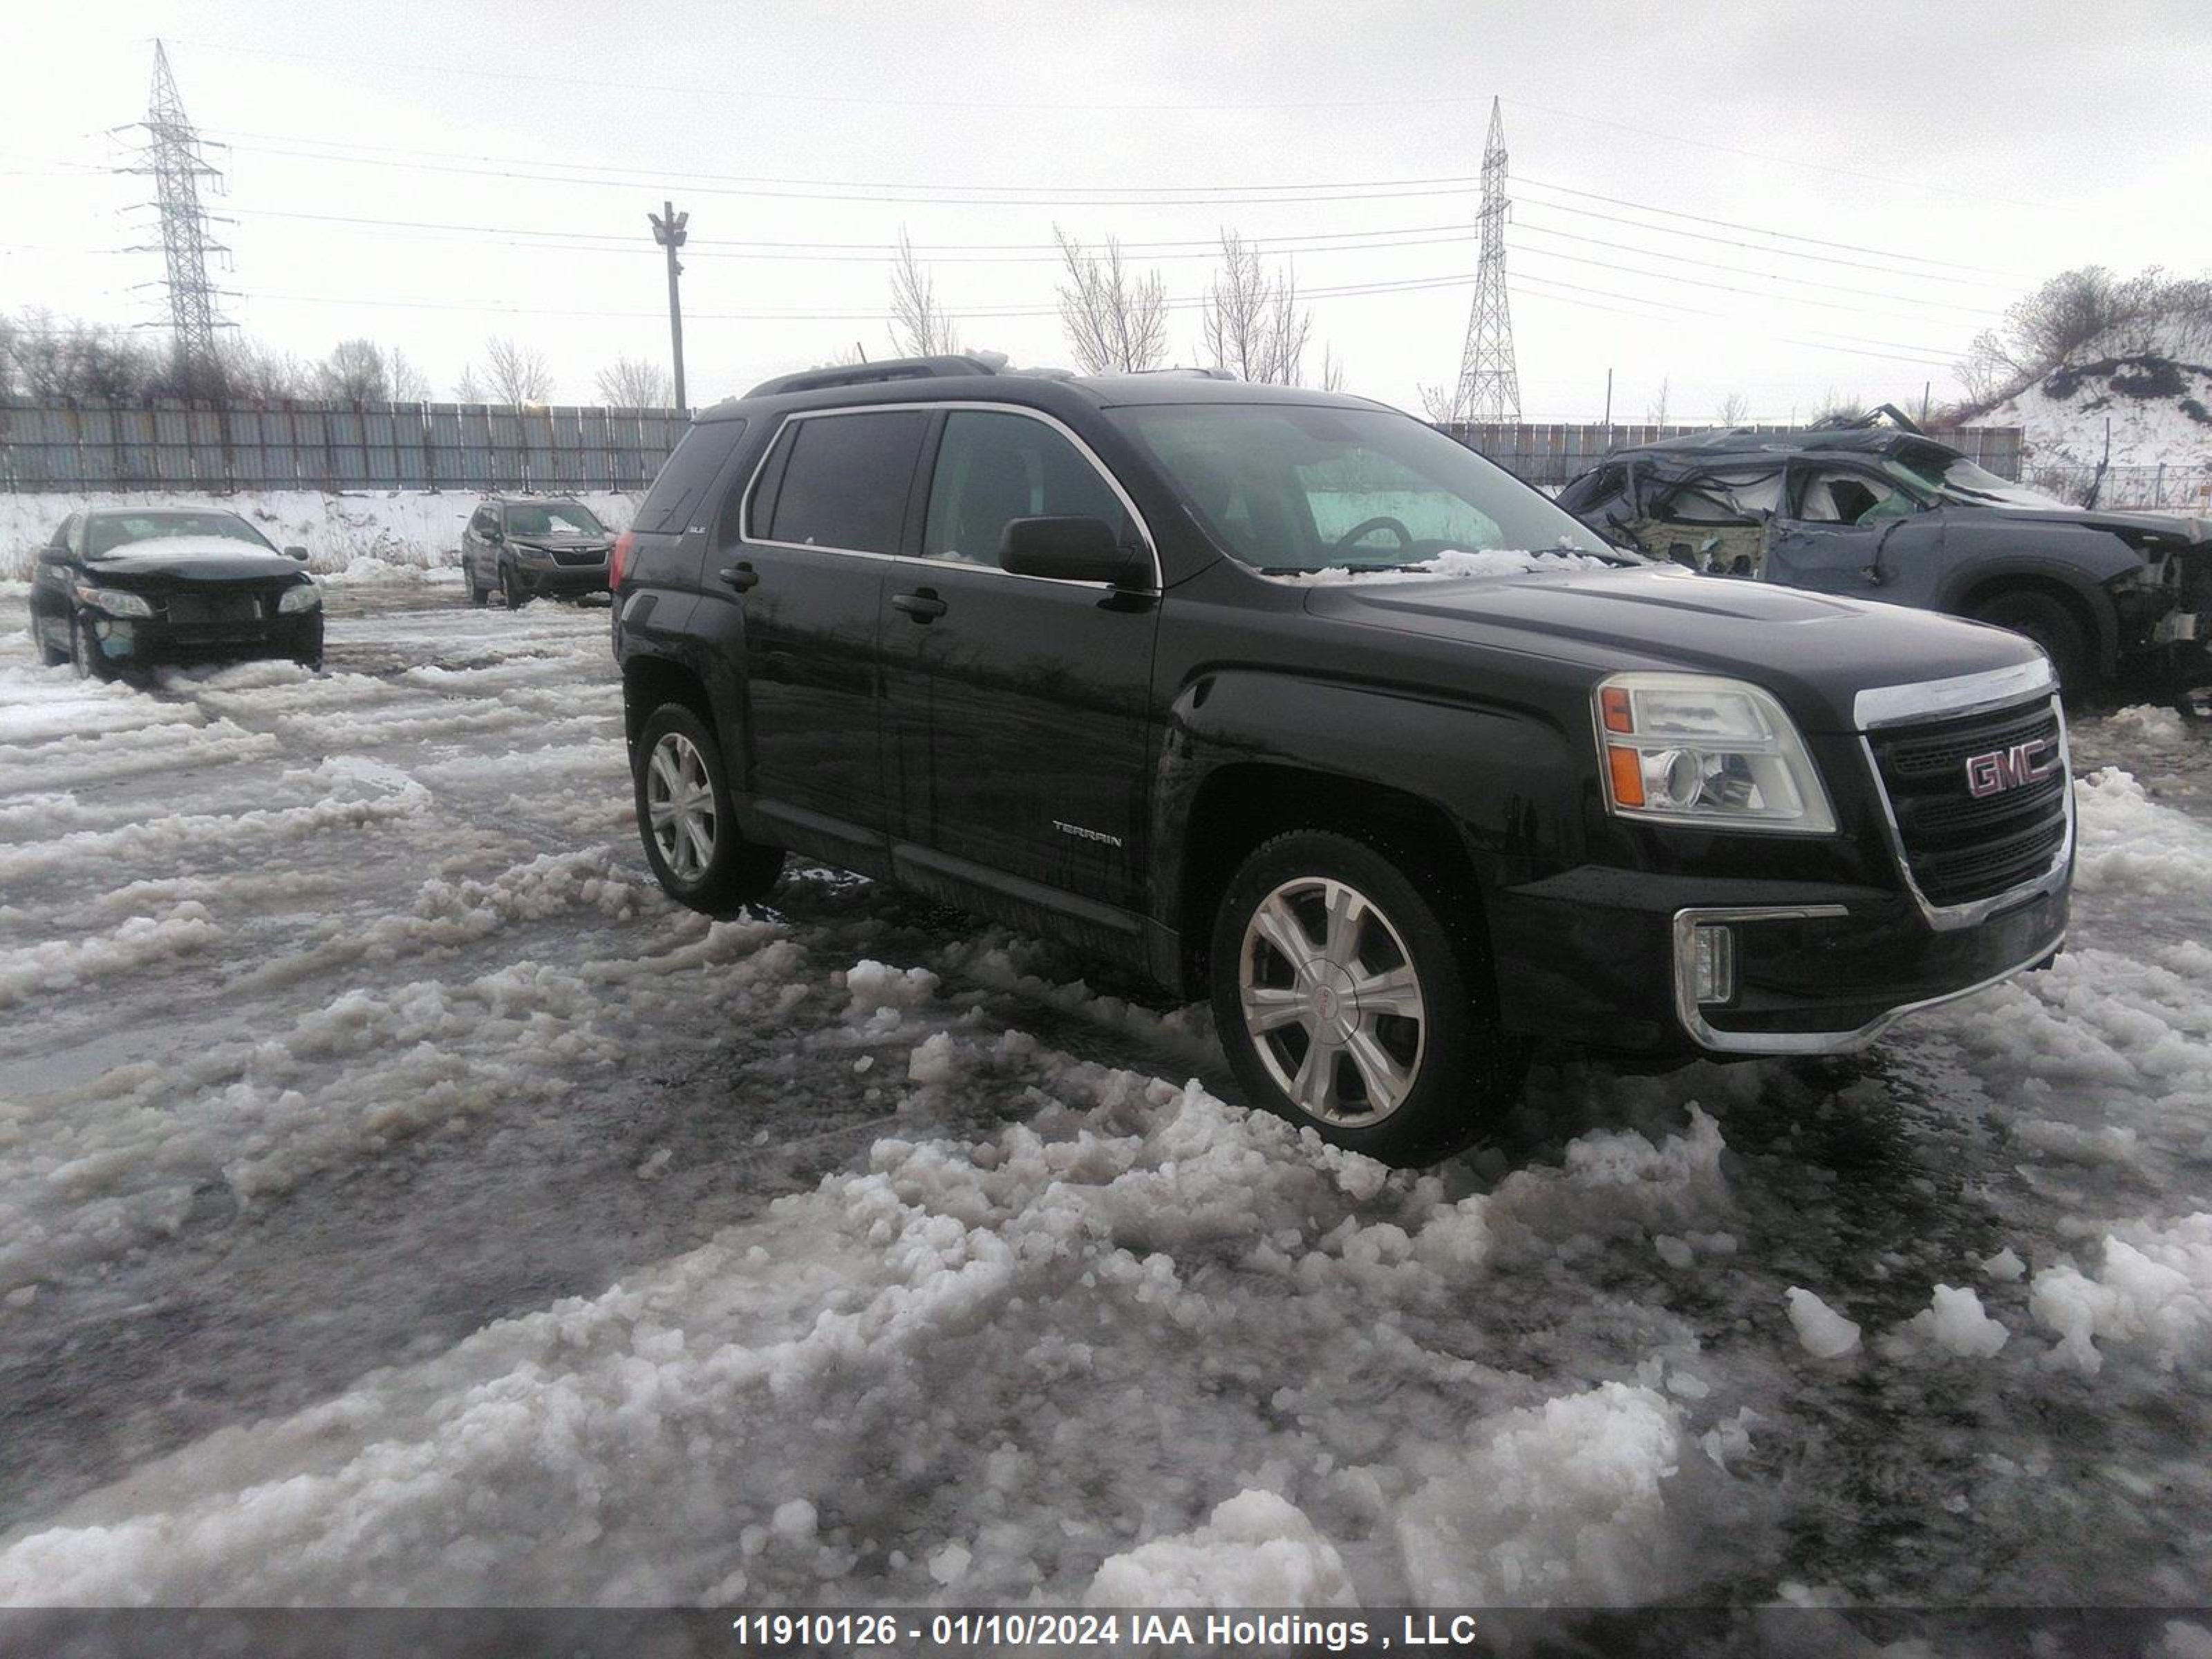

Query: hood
(86, 537), (307, 584)
(1302, 563), (2043, 734)
(1952, 503), (2209, 544)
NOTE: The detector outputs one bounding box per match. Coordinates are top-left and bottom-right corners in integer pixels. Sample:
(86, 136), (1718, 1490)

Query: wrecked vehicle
(1555, 413), (2211, 702)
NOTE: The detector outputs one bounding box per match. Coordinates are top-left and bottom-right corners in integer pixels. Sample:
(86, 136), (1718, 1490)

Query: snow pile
(0, 901), (218, 1007)
(1085, 1491), (1356, 1608)
(1987, 349), (2212, 471)
(2029, 1215), (2212, 1376)
(1394, 1382), (1684, 1604)
(0, 489), (639, 581)
(1784, 1290), (1862, 1359)
(1882, 1285), (2009, 1362)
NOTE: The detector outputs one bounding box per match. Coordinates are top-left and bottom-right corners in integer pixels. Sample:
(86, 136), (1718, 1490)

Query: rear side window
(766, 411), (931, 554)
(635, 421), (745, 536)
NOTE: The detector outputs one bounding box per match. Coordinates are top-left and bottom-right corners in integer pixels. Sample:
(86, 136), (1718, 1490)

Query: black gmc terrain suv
(610, 357), (2072, 1165)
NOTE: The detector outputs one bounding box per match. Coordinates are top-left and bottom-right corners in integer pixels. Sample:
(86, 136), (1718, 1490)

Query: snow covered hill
(0, 489), (641, 583)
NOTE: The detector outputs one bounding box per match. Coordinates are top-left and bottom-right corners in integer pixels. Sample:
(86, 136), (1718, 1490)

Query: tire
(38, 620), (66, 668)
(503, 563), (531, 609)
(469, 571), (489, 607)
(1208, 830), (1521, 1168)
(632, 703), (785, 916)
(68, 611), (113, 682)
(1971, 590), (2090, 696)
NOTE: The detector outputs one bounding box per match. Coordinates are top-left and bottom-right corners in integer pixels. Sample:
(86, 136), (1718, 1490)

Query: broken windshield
(1883, 453), (2063, 509)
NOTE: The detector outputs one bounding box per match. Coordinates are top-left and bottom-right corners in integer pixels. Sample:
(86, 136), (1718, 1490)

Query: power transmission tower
(120, 41), (232, 391)
(1449, 97), (1521, 426)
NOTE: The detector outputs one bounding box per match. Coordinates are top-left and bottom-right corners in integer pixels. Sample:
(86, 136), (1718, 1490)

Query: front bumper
(1490, 868), (2067, 1060)
(514, 559), (609, 597)
(89, 608), (323, 666)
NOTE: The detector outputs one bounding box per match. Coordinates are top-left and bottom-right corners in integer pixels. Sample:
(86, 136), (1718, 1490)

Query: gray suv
(460, 496), (615, 608)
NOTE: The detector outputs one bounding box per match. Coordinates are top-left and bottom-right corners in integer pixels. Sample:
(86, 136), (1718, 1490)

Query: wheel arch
(622, 651), (717, 750)
(1173, 760), (1492, 1002)
(1950, 568), (2115, 677)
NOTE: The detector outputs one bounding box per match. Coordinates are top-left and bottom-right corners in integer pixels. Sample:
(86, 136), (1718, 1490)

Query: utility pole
(649, 200), (689, 412)
(1602, 368), (1613, 446)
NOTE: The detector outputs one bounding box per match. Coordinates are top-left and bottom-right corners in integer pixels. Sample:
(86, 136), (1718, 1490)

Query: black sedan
(30, 507), (325, 679)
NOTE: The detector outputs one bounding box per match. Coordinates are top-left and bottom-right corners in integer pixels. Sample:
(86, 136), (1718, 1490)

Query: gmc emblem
(1965, 740), (2059, 798)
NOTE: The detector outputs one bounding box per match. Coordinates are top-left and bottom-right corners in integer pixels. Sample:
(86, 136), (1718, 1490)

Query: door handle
(719, 563), (759, 592)
(891, 590), (947, 622)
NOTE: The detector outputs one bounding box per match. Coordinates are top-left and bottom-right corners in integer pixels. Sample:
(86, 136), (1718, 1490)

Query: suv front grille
(1866, 696), (2068, 909)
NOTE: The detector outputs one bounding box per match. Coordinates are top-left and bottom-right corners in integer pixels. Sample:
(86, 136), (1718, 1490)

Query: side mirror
(485, 527), (504, 544)
(999, 516), (1150, 588)
(285, 545), (310, 561)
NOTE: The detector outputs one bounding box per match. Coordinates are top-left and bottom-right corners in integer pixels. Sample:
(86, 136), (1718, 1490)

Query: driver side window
(921, 411), (1127, 568)
(1793, 467), (1915, 527)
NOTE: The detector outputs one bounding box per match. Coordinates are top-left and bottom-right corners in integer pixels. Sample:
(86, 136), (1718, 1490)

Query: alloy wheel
(645, 731), (716, 883)
(1237, 874), (1427, 1125)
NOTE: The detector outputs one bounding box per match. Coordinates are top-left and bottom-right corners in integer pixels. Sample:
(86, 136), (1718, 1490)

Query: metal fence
(0, 398), (688, 492)
(2019, 462), (2212, 513)
(1437, 422), (2028, 488)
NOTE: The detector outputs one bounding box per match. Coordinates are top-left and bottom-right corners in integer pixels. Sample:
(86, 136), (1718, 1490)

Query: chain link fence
(2018, 462), (2212, 512)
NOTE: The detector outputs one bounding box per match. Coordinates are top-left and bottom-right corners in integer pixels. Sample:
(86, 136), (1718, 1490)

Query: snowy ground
(1, 575), (2210, 1621)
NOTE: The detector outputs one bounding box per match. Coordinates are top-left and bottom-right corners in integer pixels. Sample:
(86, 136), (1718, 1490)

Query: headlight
(1594, 672), (1836, 834)
(278, 582), (323, 613)
(73, 583), (153, 618)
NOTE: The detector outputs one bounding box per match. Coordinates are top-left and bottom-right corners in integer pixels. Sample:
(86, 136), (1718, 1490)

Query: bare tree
(1716, 391), (1750, 426)
(1200, 232), (1333, 386)
(317, 338), (388, 401)
(221, 339), (312, 401)
(388, 348), (432, 402)
(1053, 227), (1168, 375)
(1644, 377), (1670, 426)
(595, 355), (673, 406)
(1319, 346), (1347, 393)
(454, 366), (487, 402)
(6, 310), (158, 400)
(888, 230), (960, 358)
(1418, 383), (1460, 424)
(479, 337), (554, 405)
(1811, 386), (1866, 424)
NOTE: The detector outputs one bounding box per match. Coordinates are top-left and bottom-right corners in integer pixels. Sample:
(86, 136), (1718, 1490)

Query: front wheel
(503, 564), (532, 609)
(1209, 830), (1520, 1167)
(1971, 591), (2090, 697)
(68, 611), (113, 682)
(632, 703), (785, 916)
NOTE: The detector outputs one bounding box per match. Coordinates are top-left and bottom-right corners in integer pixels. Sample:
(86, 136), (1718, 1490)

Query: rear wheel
(468, 567), (489, 606)
(1209, 830), (1520, 1167)
(1971, 590), (2090, 697)
(632, 703), (785, 915)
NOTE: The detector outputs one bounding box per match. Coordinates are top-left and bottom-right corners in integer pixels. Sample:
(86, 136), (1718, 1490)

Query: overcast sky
(6, 0), (2208, 418)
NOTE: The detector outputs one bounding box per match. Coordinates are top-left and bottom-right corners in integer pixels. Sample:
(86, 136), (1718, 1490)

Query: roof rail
(744, 355), (1000, 399)
(1126, 366), (1239, 381)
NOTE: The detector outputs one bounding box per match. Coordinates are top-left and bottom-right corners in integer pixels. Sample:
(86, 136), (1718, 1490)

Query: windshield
(1883, 453), (2063, 510)
(86, 512), (276, 557)
(1113, 404), (1622, 574)
(504, 503), (606, 538)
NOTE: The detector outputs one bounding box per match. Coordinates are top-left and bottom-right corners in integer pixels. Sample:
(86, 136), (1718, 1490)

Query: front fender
(1153, 668), (1584, 922)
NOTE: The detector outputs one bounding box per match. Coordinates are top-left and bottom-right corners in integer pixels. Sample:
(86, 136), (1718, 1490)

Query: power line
(1513, 200), (2017, 289)
(177, 39), (1498, 113)
(1516, 176), (2018, 276)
